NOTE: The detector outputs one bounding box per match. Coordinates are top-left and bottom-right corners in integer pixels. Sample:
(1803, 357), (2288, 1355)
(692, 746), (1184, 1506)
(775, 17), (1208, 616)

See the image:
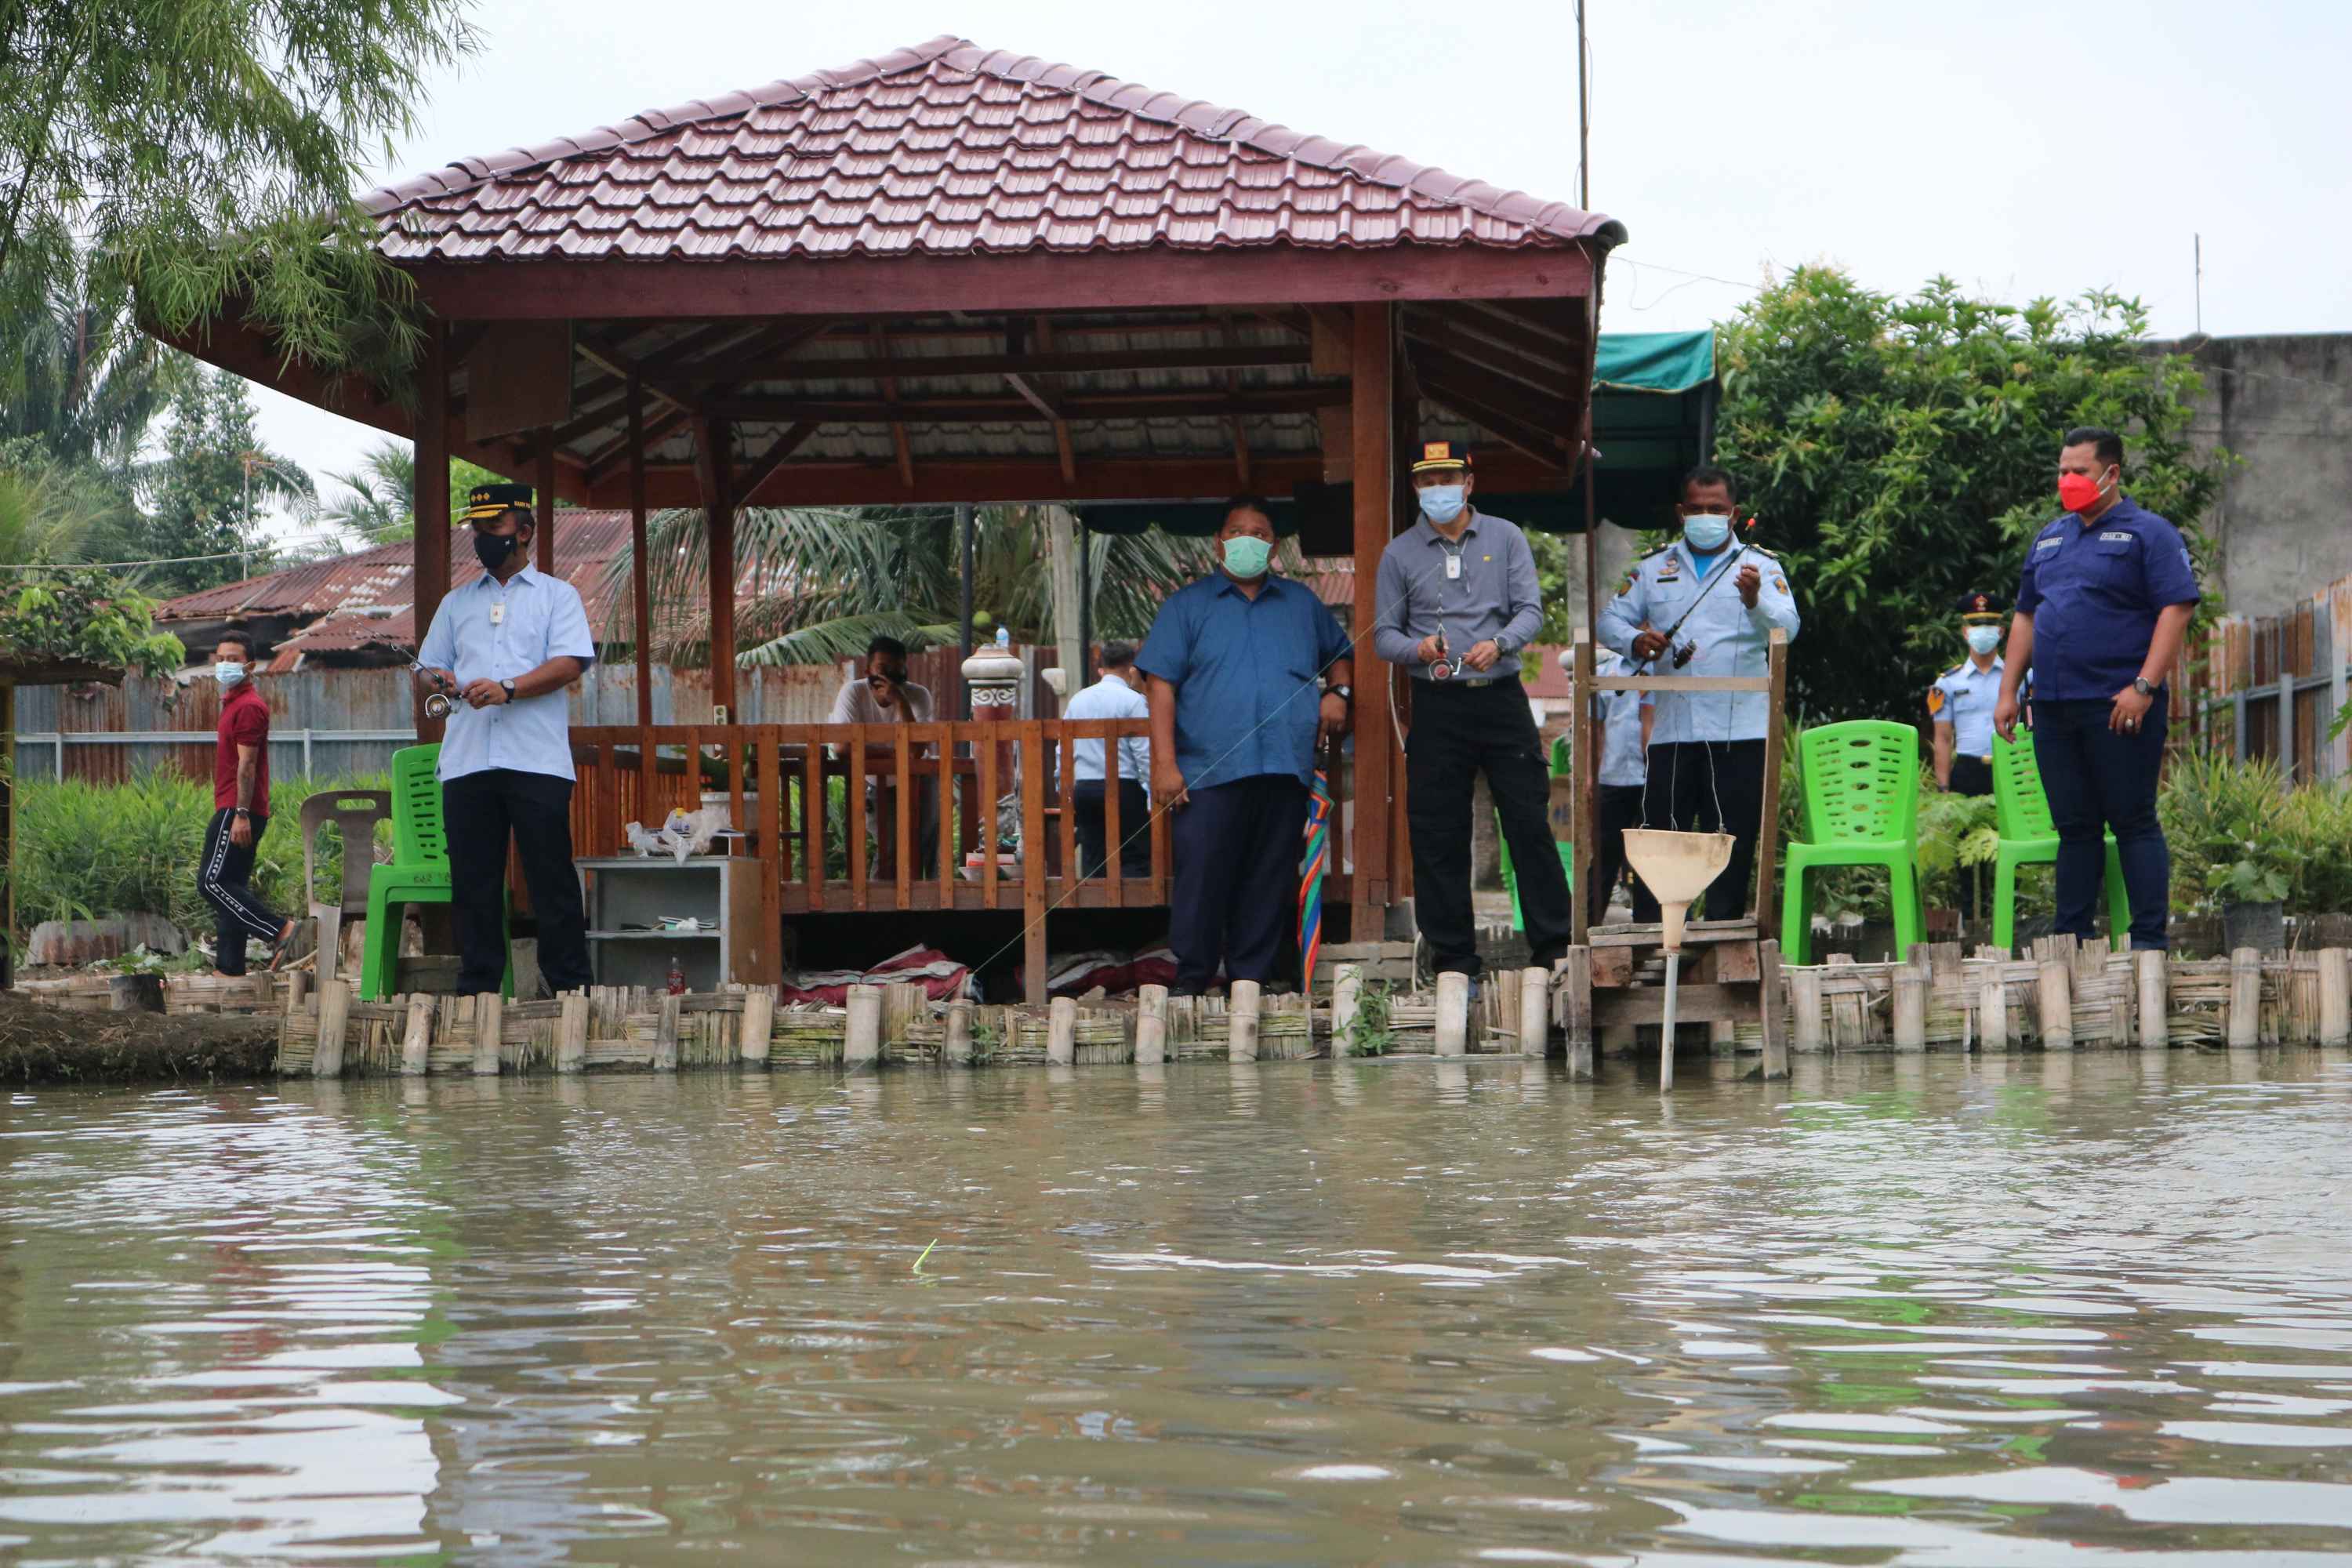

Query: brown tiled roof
(367, 35), (1621, 263)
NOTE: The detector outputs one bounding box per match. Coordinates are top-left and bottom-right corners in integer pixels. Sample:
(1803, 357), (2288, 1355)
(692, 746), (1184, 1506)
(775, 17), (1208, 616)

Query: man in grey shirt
(1373, 441), (1572, 977)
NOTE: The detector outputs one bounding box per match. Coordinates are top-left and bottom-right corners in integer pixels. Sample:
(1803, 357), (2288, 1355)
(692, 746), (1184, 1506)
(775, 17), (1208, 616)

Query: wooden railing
(566, 720), (1178, 926)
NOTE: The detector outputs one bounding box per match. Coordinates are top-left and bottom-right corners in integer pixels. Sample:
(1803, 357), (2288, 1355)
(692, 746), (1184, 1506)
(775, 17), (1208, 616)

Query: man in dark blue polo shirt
(1994, 426), (2199, 949)
(1138, 496), (1353, 994)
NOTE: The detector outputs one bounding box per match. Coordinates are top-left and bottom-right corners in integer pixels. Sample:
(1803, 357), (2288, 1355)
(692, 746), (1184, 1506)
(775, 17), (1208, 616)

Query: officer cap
(463, 482), (535, 523)
(1410, 440), (1472, 475)
(1955, 589), (2004, 623)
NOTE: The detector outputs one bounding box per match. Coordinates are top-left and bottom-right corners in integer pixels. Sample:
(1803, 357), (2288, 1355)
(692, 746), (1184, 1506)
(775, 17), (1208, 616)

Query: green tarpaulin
(1081, 330), (1715, 541)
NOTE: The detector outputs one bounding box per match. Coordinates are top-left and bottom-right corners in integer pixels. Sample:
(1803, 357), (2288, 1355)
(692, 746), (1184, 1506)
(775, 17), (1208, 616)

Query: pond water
(2, 1050), (2350, 1564)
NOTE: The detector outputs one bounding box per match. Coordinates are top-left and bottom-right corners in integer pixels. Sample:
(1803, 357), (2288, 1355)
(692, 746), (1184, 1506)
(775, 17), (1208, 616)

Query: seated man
(1065, 641), (1152, 879)
(826, 634), (938, 873)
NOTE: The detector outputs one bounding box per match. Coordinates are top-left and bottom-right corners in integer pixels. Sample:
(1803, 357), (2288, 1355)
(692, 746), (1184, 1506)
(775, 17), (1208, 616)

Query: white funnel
(1621, 829), (1735, 951)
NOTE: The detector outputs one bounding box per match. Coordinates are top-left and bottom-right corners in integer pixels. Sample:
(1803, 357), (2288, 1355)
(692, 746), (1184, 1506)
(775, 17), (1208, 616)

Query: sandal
(266, 922), (302, 973)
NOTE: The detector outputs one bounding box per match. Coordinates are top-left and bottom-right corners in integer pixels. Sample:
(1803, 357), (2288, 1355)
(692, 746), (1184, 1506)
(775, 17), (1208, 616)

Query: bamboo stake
(1518, 967), (1548, 1058)
(655, 993), (682, 1071)
(845, 983), (882, 1068)
(473, 992), (503, 1076)
(1434, 971), (1468, 1058)
(740, 987), (774, 1065)
(1980, 977), (2008, 1051)
(401, 993), (435, 1076)
(2228, 947), (2261, 1047)
(2137, 949), (2169, 1050)
(284, 969), (310, 1014)
(1893, 960), (1927, 1051)
(2037, 960), (2073, 1051)
(2318, 949), (2350, 1047)
(1135, 985), (1167, 1066)
(311, 978), (351, 1079)
(1330, 964), (1362, 1041)
(553, 992), (586, 1081)
(1047, 996), (1077, 1065)
(946, 999), (975, 1064)
(1229, 979), (1261, 1063)
(1559, 947), (1593, 1080)
(1789, 967), (1824, 1054)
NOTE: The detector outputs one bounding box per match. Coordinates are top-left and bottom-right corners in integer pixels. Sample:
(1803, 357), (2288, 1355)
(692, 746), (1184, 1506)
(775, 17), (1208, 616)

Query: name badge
(2100, 531), (2132, 543)
(1445, 553), (1462, 580)
(2034, 537), (2061, 551)
(490, 601), (506, 626)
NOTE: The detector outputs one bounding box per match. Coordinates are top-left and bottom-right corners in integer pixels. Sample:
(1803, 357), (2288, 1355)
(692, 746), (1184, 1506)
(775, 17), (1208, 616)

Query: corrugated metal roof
(367, 36), (1621, 263)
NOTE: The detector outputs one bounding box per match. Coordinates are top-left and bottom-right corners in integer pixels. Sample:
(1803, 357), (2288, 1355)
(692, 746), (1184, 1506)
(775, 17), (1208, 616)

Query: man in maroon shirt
(198, 630), (294, 975)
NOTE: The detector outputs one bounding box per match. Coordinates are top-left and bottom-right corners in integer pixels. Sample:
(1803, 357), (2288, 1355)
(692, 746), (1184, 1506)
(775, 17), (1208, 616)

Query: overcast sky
(251, 0), (2352, 543)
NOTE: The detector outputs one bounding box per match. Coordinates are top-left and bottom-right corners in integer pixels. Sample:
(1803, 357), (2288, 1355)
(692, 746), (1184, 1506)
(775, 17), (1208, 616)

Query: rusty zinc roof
(365, 34), (1621, 263)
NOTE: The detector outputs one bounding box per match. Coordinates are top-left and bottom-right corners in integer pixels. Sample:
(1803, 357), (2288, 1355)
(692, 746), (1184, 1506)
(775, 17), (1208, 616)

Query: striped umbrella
(1298, 768), (1334, 993)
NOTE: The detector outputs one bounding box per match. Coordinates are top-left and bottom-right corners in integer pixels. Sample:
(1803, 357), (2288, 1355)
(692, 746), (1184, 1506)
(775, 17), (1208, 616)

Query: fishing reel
(1671, 640), (1698, 670)
(423, 689), (456, 720)
(1428, 630), (1464, 681)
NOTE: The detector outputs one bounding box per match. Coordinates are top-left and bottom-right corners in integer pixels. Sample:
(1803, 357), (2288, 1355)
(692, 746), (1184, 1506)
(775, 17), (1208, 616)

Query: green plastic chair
(1990, 730), (2129, 955)
(359, 744), (512, 1001)
(1780, 720), (1926, 964)
(1497, 735), (1576, 934)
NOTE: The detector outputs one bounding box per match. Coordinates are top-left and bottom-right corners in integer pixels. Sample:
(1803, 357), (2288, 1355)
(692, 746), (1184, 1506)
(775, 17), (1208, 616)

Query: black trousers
(198, 808), (285, 975)
(1640, 739), (1767, 923)
(1591, 783), (1661, 924)
(1075, 778), (1151, 879)
(2033, 699), (2172, 948)
(1949, 754), (1993, 797)
(1168, 774), (1307, 993)
(1406, 679), (1573, 975)
(442, 768), (594, 996)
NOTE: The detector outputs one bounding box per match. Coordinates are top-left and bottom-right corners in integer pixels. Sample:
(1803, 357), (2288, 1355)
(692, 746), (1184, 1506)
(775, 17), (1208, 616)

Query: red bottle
(666, 956), (686, 996)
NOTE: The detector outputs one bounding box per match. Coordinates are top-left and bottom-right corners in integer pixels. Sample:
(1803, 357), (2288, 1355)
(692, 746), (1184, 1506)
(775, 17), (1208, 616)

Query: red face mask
(2058, 470), (2111, 514)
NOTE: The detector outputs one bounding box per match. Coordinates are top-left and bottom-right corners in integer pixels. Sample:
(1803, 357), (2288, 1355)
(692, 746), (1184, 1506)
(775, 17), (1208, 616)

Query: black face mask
(474, 530), (521, 571)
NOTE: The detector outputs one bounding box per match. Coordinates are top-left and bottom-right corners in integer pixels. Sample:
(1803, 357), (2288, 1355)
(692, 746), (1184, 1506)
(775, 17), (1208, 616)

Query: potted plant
(2213, 844), (2292, 953)
(2161, 752), (2298, 953)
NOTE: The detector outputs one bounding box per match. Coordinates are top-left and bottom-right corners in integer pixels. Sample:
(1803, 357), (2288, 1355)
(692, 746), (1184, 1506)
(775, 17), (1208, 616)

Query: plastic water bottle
(994, 625), (1010, 650)
(666, 955), (685, 996)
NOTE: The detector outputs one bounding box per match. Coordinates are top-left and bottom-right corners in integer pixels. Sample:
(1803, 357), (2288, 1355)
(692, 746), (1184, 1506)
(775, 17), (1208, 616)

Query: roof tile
(363, 36), (1619, 260)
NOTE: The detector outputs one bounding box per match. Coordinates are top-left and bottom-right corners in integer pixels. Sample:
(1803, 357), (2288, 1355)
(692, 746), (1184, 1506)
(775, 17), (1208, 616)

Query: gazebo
(165, 35), (1624, 1001)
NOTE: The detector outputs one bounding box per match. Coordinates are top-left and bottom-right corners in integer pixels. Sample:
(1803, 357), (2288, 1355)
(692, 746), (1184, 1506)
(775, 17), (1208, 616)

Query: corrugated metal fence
(2193, 569), (2352, 783)
(11, 645), (1078, 783)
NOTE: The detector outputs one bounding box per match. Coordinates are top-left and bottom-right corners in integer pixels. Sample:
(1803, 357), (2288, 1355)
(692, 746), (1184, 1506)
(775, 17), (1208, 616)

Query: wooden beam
(583, 404), (691, 481)
(628, 379), (652, 731)
(1032, 317), (1078, 486)
(695, 416), (738, 720)
(405, 242), (1602, 320)
(1403, 342), (1582, 429)
(535, 434), (557, 574)
(870, 323), (914, 491)
(705, 387), (1343, 423)
(1350, 301), (1395, 936)
(414, 321), (452, 742)
(1221, 313), (1250, 486)
(670, 318), (842, 385)
(1400, 309), (1584, 394)
(702, 341), (1316, 386)
(730, 421), (819, 506)
(575, 333), (702, 422)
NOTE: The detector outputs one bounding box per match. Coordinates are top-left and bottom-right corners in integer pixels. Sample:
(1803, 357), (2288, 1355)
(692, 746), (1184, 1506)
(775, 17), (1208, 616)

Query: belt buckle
(1459, 675), (1496, 688)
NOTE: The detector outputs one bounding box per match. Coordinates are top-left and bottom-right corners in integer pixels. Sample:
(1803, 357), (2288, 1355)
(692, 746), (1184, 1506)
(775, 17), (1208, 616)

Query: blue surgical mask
(1420, 485), (1467, 526)
(1682, 514), (1733, 553)
(1221, 535), (1272, 579)
(1965, 626), (2002, 656)
(213, 662), (246, 687)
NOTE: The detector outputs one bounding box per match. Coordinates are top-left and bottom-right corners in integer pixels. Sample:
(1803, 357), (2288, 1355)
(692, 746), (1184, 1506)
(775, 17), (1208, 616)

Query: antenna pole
(1576, 0), (1591, 209)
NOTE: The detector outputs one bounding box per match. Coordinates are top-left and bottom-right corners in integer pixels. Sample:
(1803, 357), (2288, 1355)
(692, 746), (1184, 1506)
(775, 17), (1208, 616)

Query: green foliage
(1716, 268), (2230, 724)
(136, 368), (312, 592)
(0, 251), (194, 480)
(2157, 751), (2350, 915)
(317, 445), (517, 555)
(1342, 980), (1393, 1056)
(0, 569), (182, 676)
(2, 0), (478, 405)
(10, 768), (392, 944)
(1914, 783), (2002, 910)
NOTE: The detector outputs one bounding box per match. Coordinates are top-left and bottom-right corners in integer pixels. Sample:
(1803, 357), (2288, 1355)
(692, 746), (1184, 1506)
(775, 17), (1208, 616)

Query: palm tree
(0, 252), (191, 479)
(604, 503), (1218, 666)
(320, 439), (416, 544)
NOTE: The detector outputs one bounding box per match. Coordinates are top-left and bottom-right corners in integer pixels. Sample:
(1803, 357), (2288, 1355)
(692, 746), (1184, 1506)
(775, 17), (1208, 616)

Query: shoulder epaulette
(1939, 661), (1965, 679)
(1744, 543), (1780, 561)
(1636, 543), (1673, 561)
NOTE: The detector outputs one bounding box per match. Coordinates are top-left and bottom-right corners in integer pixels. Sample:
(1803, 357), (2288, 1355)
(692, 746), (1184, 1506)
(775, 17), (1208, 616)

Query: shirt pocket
(2090, 537), (2139, 583)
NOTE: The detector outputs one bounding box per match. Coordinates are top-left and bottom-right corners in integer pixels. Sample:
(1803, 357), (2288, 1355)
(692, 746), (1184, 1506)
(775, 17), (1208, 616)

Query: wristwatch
(1326, 683), (1352, 703)
(500, 679), (517, 702)
(2132, 677), (2155, 698)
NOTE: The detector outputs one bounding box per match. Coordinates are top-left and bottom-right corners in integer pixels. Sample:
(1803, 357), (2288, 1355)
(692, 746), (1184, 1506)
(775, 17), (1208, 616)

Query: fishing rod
(1631, 522), (1763, 672)
(364, 637), (456, 720)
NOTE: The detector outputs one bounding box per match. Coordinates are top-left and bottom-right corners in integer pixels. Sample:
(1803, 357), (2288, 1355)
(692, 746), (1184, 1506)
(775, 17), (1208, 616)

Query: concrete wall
(2168, 333), (2352, 615)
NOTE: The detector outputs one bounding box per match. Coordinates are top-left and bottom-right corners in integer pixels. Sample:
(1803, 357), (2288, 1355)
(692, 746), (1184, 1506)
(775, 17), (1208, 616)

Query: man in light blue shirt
(1064, 641), (1152, 879)
(1580, 646), (1656, 924)
(416, 484), (598, 996)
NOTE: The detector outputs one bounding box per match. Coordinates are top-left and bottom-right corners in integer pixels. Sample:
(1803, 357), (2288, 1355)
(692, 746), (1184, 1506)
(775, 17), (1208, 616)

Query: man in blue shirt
(1994, 427), (2199, 949)
(1580, 645), (1656, 922)
(1138, 497), (1352, 994)
(416, 484), (600, 996)
(1064, 641), (1151, 879)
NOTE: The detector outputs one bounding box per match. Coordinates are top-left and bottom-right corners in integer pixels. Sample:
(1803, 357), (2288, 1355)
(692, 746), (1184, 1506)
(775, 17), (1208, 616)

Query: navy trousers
(2031, 699), (2171, 949)
(1167, 773), (1308, 993)
(442, 768), (595, 996)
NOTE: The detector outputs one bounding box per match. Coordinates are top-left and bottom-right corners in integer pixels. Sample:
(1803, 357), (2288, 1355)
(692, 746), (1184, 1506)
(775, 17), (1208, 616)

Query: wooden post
(1229, 978), (1261, 1063)
(284, 967), (309, 1015)
(2037, 959), (2074, 1050)
(845, 982), (881, 1067)
(1047, 996), (1077, 1065)
(1980, 976), (2009, 1051)
(1330, 964), (1363, 1044)
(2228, 946), (2261, 1047)
(1893, 949), (1928, 1051)
(1751, 627), (1789, 929)
(535, 434), (557, 575)
(1348, 300), (1394, 940)
(739, 986), (774, 1065)
(311, 978), (351, 1079)
(946, 998), (975, 1064)
(2136, 949), (2169, 1050)
(1757, 938), (1788, 1080)
(1789, 967), (1824, 1054)
(1135, 984), (1168, 1066)
(413, 321), (451, 742)
(1518, 967), (1548, 1057)
(2316, 948), (2350, 1047)
(695, 415), (738, 722)
(401, 993), (435, 1076)
(1570, 630), (1595, 944)
(553, 1001), (586, 1072)
(1559, 948), (1594, 1079)
(628, 379), (654, 734)
(473, 991), (503, 1076)
(655, 993), (682, 1071)
(1434, 971), (1468, 1057)
(1022, 721), (1049, 1006)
